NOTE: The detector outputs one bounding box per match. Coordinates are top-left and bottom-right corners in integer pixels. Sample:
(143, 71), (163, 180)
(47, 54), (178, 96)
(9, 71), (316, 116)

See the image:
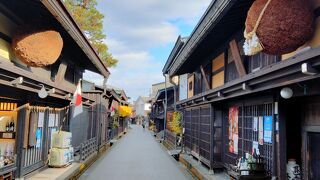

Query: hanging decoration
(228, 107), (239, 154)
(244, 0), (314, 55)
(12, 25), (63, 67)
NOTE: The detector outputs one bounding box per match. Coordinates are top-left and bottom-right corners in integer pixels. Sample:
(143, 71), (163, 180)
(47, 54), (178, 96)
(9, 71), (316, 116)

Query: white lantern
(38, 85), (48, 99)
(280, 87), (293, 99)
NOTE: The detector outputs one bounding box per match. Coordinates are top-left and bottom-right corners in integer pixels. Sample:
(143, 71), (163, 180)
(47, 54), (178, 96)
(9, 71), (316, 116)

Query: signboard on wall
(179, 74), (188, 100)
(228, 106), (239, 154)
(259, 116), (264, 145)
(264, 116), (273, 144)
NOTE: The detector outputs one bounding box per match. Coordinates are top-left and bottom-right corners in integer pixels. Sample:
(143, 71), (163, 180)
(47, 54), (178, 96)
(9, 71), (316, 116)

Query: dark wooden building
(163, 0), (320, 179)
(0, 0), (115, 178)
(150, 86), (176, 133)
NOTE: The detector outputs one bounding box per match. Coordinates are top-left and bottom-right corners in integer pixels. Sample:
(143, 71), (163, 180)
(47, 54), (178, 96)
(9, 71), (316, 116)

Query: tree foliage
(64, 0), (118, 67)
(169, 111), (182, 135)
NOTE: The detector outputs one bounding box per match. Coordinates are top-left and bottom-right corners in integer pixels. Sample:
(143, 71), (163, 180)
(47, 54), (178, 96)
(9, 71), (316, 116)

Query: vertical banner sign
(252, 141), (260, 155)
(228, 107), (239, 154)
(253, 117), (258, 132)
(264, 116), (273, 144)
(258, 116), (264, 145)
(48, 114), (55, 127)
(38, 112), (44, 127)
(36, 128), (42, 148)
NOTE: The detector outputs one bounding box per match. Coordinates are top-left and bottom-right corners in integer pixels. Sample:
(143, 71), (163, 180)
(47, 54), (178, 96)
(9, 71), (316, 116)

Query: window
(211, 53), (225, 89)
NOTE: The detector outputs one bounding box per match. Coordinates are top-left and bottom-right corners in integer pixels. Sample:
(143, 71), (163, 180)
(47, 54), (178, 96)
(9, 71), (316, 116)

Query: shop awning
(119, 106), (132, 117)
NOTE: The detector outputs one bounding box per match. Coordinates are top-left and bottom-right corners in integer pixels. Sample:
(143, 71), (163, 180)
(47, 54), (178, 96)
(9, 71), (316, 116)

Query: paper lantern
(12, 27), (63, 67)
(244, 0), (314, 55)
(280, 87), (293, 99)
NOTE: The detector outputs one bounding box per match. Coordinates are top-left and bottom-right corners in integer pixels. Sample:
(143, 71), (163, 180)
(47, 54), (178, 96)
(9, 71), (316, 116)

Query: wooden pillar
(54, 61), (68, 85)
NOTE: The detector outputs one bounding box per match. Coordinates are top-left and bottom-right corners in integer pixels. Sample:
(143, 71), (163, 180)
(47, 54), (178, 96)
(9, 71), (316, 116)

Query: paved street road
(80, 125), (192, 180)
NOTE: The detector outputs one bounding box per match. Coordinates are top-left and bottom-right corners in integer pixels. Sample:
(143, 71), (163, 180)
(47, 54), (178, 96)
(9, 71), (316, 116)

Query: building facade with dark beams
(163, 0), (320, 179)
(150, 86), (176, 133)
(0, 0), (122, 179)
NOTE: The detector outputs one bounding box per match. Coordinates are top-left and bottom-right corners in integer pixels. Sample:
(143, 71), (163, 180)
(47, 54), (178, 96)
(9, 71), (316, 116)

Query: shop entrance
(307, 132), (320, 179)
(283, 99), (302, 167)
(0, 102), (18, 178)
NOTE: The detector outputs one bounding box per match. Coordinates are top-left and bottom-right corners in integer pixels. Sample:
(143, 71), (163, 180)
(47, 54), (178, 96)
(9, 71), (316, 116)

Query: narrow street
(79, 125), (192, 180)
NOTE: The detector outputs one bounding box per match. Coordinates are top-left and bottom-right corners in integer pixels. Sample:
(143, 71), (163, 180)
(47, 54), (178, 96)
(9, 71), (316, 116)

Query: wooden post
(229, 39), (246, 77)
(200, 65), (210, 90)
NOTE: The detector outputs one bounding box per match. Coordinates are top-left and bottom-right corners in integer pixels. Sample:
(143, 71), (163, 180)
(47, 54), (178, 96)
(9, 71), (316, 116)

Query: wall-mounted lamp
(38, 84), (48, 99)
(242, 83), (252, 91)
(280, 87), (293, 99)
(301, 63), (318, 76)
(11, 77), (23, 86)
(202, 97), (207, 102)
(48, 88), (56, 95)
(217, 91), (224, 97)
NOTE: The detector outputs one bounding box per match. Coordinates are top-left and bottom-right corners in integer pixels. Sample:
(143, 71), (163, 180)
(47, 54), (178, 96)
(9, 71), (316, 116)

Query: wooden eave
(162, 36), (187, 74)
(177, 48), (320, 107)
(168, 0), (254, 76)
(0, 57), (95, 102)
(41, 0), (110, 78)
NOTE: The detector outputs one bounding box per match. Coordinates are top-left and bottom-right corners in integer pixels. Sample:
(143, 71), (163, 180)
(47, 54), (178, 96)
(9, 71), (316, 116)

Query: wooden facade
(163, 0), (320, 178)
(0, 0), (124, 179)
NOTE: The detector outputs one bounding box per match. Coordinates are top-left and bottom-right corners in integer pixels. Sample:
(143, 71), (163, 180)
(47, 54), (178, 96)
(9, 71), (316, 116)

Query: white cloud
(91, 0), (211, 101)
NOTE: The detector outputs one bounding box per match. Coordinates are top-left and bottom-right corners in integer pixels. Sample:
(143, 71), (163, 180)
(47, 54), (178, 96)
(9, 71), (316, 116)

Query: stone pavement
(79, 125), (192, 180)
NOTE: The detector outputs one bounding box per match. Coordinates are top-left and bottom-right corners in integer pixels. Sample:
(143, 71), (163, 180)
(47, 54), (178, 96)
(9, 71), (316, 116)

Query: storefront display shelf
(0, 132), (15, 139)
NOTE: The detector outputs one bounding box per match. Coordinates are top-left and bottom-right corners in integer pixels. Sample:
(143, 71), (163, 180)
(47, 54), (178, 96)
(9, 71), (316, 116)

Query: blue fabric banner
(264, 116), (273, 144)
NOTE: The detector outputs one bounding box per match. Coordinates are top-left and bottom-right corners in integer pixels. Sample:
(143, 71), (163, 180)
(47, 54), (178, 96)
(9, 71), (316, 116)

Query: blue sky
(84, 0), (211, 101)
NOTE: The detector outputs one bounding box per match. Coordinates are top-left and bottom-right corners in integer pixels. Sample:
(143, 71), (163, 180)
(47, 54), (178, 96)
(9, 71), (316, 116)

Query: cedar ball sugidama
(12, 28), (63, 67)
(245, 0), (314, 55)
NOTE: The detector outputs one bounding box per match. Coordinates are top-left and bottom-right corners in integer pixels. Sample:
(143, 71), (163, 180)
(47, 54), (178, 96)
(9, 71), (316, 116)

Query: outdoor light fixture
(242, 83), (252, 91)
(10, 77), (23, 86)
(280, 87), (293, 99)
(38, 84), (48, 99)
(48, 88), (56, 95)
(301, 63), (318, 76)
(217, 91), (224, 97)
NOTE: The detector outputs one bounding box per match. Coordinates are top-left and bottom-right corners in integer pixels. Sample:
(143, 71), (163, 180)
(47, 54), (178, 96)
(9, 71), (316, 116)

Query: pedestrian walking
(142, 120), (145, 129)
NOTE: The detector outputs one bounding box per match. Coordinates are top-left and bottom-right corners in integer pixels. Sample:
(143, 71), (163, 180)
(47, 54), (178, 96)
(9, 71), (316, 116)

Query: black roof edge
(168, 0), (236, 76)
(162, 35), (188, 74)
(154, 86), (176, 101)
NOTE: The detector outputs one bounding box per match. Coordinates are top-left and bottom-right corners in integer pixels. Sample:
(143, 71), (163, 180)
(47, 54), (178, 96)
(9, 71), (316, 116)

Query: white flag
(72, 81), (83, 118)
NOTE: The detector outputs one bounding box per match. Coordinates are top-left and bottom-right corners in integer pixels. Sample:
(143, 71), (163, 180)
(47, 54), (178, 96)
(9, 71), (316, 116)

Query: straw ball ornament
(12, 27), (63, 67)
(245, 0), (314, 55)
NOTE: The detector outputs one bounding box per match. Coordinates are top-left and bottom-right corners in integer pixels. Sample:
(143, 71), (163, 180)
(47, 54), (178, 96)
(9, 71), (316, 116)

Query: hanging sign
(38, 112), (44, 128)
(258, 116), (264, 145)
(228, 106), (239, 154)
(253, 117), (258, 132)
(36, 128), (42, 148)
(49, 114), (55, 127)
(252, 141), (260, 155)
(264, 116), (273, 144)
